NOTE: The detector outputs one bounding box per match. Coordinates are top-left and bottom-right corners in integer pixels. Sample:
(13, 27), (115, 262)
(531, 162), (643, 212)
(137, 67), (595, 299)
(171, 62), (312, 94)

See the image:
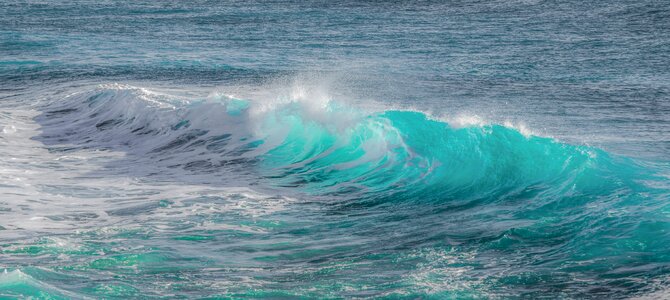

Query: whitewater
(2, 0), (670, 298)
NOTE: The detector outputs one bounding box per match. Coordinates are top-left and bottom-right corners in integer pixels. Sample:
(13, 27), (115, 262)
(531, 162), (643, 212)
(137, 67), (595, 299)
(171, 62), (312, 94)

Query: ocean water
(1, 0), (670, 298)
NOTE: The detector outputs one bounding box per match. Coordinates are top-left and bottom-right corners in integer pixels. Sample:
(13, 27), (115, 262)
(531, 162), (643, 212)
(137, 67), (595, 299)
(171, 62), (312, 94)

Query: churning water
(1, 1), (670, 298)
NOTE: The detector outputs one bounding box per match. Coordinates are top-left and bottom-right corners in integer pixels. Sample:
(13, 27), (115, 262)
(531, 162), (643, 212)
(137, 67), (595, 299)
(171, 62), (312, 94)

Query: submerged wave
(30, 83), (670, 297)
(0, 269), (85, 299)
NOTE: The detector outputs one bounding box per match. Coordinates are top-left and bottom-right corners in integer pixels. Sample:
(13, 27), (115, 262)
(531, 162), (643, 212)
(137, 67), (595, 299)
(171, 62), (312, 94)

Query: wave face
(18, 84), (670, 297)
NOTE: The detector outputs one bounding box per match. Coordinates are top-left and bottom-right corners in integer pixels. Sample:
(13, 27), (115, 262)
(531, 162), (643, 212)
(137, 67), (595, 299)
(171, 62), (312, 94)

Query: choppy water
(2, 1), (670, 298)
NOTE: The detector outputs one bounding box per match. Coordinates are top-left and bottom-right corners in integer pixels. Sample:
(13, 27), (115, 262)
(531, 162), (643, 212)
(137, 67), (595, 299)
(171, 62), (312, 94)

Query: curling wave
(35, 84), (657, 202)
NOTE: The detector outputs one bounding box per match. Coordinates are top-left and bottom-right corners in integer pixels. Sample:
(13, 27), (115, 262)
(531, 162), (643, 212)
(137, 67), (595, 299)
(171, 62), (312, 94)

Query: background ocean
(1, 0), (670, 298)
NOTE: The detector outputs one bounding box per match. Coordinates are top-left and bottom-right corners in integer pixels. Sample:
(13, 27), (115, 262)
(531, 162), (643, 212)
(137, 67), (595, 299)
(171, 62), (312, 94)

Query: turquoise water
(1, 1), (670, 298)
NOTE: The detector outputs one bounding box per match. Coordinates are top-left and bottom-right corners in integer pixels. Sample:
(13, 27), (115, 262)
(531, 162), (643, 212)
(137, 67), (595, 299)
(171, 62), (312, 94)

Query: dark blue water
(1, 1), (670, 298)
